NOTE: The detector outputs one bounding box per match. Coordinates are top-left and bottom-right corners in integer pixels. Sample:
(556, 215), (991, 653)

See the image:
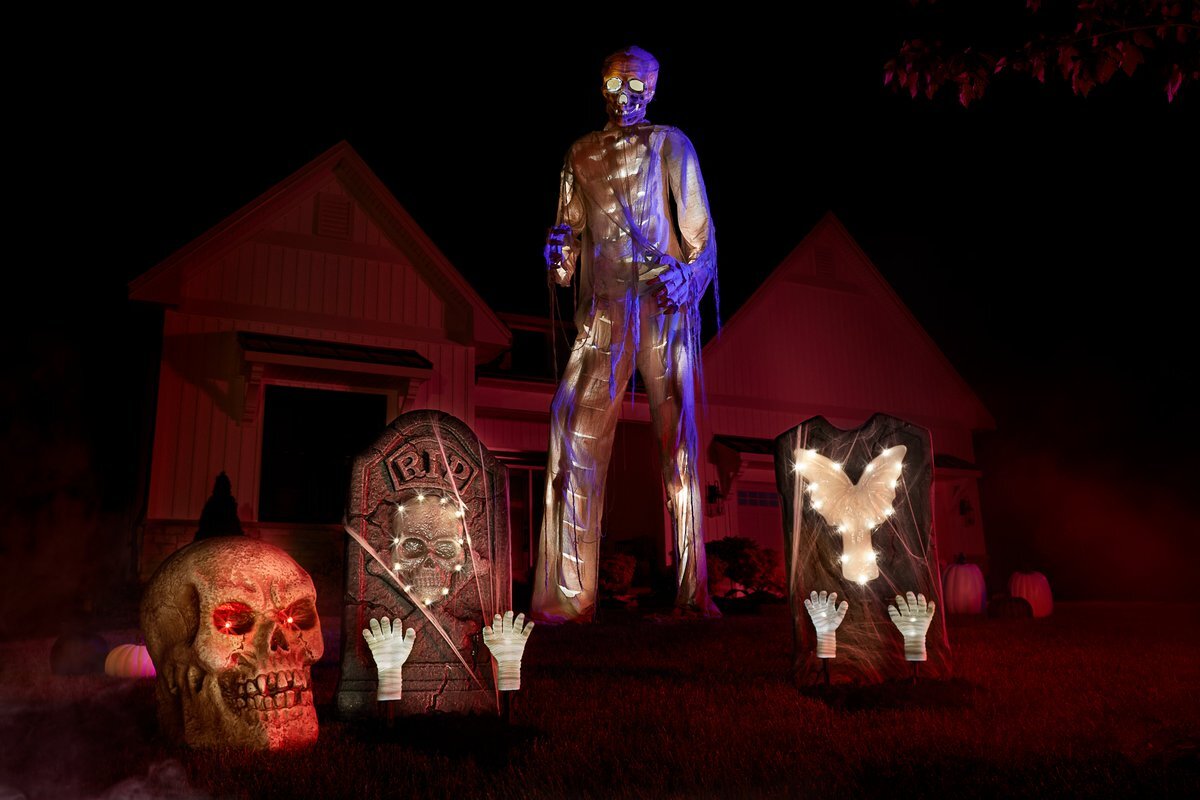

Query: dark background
(4, 9), (1197, 632)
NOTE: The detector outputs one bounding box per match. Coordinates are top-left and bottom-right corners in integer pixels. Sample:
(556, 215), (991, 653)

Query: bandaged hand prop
(544, 223), (575, 286)
(887, 591), (935, 661)
(362, 616), (416, 701)
(804, 590), (849, 659)
(643, 256), (694, 314)
(483, 610), (534, 691)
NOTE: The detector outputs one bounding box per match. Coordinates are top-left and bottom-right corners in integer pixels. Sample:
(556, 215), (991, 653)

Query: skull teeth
(239, 689), (311, 719)
(240, 670), (308, 699)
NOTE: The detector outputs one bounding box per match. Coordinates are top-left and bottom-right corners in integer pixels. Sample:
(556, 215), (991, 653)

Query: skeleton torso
(565, 123), (684, 301)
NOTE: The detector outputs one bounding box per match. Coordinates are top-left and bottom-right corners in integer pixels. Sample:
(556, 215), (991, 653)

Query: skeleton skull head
(390, 491), (467, 607)
(141, 537), (323, 750)
(602, 45), (658, 127)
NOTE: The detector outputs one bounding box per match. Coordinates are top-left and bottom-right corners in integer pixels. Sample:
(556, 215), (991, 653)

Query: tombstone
(337, 410), (511, 718)
(774, 413), (950, 685)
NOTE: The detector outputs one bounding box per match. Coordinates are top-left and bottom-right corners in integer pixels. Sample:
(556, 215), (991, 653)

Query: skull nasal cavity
(270, 626), (289, 651)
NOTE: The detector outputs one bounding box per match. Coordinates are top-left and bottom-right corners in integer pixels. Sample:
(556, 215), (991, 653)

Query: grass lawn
(1, 602), (1197, 798)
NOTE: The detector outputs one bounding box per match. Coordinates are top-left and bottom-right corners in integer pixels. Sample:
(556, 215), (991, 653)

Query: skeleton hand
(544, 224), (574, 286)
(804, 591), (849, 659)
(643, 256), (694, 314)
(362, 616), (416, 701)
(887, 591), (936, 662)
(482, 610), (534, 691)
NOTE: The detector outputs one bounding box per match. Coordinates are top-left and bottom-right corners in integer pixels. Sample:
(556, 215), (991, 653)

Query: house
(128, 141), (992, 614)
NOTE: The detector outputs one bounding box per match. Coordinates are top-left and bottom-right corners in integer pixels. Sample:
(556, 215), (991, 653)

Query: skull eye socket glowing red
(213, 602), (255, 635)
(281, 599), (319, 631)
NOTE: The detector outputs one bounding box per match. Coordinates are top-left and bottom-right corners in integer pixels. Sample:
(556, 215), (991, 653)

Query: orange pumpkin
(943, 561), (987, 614)
(104, 644), (157, 678)
(1008, 571), (1053, 618)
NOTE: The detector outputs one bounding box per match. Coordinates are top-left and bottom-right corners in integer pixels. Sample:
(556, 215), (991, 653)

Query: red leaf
(995, 56), (1008, 73)
(885, 69), (895, 86)
(1118, 42), (1144, 77)
(1031, 53), (1047, 83)
(1097, 49), (1120, 84)
(1072, 65), (1096, 97)
(1166, 63), (1183, 102)
(1058, 45), (1079, 80)
(1134, 31), (1156, 48)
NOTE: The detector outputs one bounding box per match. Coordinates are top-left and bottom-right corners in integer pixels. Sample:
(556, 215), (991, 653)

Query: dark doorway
(258, 385), (387, 523)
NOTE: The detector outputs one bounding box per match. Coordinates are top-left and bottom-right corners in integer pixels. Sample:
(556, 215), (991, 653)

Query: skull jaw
(171, 665), (319, 750)
(606, 95), (649, 127)
(410, 565), (452, 607)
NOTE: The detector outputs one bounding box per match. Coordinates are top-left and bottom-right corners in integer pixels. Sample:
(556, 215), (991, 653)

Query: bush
(706, 537), (783, 598)
(598, 553), (637, 596)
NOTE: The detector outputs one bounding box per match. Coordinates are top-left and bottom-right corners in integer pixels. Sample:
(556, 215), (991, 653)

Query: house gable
(128, 141), (510, 360)
(703, 213), (993, 431)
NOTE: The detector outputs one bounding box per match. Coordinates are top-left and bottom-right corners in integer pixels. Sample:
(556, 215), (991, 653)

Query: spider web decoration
(774, 413), (950, 685)
(337, 410), (511, 718)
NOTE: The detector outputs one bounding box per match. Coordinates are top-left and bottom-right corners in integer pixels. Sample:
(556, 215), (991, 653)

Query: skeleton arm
(653, 127), (716, 310)
(545, 154), (586, 286)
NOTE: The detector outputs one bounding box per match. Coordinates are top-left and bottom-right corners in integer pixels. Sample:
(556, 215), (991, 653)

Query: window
(258, 386), (387, 523)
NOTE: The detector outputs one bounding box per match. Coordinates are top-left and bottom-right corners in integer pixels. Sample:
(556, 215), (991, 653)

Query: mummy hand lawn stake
(534, 45), (721, 622)
(887, 592), (935, 662)
(775, 414), (951, 685)
(141, 537), (322, 750)
(362, 617), (416, 701)
(804, 591), (849, 659)
(483, 611), (534, 691)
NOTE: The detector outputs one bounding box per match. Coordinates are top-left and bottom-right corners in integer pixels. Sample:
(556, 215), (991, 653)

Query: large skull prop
(390, 492), (467, 607)
(602, 45), (658, 127)
(140, 537), (323, 749)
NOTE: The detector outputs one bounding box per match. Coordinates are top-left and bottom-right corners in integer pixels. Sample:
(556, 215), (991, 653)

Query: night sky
(6, 10), (1198, 610)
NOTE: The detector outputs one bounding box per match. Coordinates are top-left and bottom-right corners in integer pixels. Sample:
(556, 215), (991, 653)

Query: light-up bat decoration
(792, 446), (907, 584)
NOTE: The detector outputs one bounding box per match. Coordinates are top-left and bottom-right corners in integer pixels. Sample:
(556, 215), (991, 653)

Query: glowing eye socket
(627, 78), (645, 93)
(213, 603), (254, 636)
(605, 76), (622, 92)
(282, 600), (318, 630)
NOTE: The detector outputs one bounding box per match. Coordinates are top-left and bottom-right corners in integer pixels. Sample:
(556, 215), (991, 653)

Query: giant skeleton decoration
(141, 537), (322, 750)
(534, 45), (720, 622)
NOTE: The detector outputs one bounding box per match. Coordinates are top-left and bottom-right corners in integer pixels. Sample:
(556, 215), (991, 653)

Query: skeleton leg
(636, 300), (719, 616)
(533, 303), (635, 622)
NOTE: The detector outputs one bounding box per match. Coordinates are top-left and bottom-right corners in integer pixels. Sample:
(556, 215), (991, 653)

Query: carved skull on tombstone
(141, 537), (323, 749)
(389, 491), (468, 608)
